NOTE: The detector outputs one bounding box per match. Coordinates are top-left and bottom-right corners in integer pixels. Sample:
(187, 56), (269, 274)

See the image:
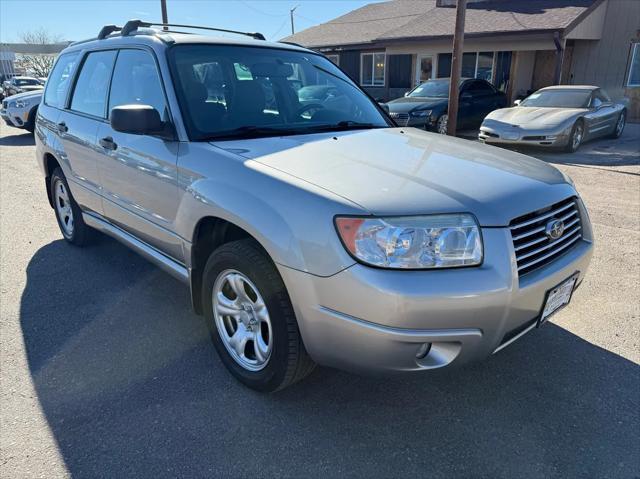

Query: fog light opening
(415, 342), (432, 359)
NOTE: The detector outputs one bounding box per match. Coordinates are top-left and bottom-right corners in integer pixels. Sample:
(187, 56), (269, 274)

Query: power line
(239, 1), (288, 18)
(269, 18), (290, 40)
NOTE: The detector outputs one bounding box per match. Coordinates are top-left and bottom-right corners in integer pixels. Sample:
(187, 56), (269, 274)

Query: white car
(1, 90), (42, 133)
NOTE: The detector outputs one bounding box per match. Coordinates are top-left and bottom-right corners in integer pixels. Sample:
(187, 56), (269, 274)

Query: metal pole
(160, 0), (169, 30)
(447, 0), (467, 136)
(290, 5), (299, 35)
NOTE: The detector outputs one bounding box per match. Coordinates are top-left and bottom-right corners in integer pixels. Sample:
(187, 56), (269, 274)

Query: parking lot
(0, 122), (638, 478)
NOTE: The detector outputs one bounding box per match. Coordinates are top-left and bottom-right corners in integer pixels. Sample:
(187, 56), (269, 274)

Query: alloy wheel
(616, 112), (625, 136)
(54, 178), (74, 237)
(212, 269), (273, 371)
(572, 123), (583, 150)
(437, 115), (448, 134)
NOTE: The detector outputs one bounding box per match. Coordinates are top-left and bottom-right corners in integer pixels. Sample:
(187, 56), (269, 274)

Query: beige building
(285, 0), (640, 119)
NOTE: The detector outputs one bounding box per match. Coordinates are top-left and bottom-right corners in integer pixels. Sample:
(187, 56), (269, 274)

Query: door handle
(99, 136), (117, 150)
(56, 121), (68, 133)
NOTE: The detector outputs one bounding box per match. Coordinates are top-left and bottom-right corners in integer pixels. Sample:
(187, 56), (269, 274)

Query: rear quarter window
(43, 52), (79, 108)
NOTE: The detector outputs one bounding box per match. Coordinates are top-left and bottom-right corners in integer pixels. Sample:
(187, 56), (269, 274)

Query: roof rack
(119, 19), (265, 40)
(97, 25), (122, 39)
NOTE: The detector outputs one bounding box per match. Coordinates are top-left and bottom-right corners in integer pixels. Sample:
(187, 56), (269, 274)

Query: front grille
(390, 112), (409, 126)
(510, 197), (582, 276)
(522, 135), (546, 141)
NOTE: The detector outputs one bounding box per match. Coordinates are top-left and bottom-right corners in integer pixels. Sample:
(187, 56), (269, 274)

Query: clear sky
(0, 0), (383, 43)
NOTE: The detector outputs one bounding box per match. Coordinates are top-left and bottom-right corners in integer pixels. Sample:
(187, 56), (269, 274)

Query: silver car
(479, 85), (627, 152)
(35, 21), (593, 392)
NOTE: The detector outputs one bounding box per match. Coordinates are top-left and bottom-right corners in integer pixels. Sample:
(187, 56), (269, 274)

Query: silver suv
(36, 21), (593, 392)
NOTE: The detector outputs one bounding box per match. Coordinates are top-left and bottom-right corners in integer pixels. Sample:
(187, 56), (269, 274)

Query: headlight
(15, 99), (29, 108)
(335, 214), (483, 269)
(410, 109), (431, 118)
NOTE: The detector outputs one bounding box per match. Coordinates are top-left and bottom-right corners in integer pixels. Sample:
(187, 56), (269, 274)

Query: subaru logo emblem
(545, 219), (565, 240)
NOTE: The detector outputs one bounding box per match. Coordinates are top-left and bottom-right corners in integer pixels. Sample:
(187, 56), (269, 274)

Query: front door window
(416, 55), (434, 85)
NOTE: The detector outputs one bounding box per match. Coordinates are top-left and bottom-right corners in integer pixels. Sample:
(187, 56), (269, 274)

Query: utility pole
(160, 0), (169, 30)
(290, 5), (299, 35)
(447, 0), (467, 136)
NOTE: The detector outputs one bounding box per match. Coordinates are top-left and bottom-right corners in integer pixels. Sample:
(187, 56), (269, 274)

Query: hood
(6, 90), (43, 102)
(387, 97), (447, 114)
(212, 129), (574, 226)
(485, 107), (586, 129)
(17, 85), (43, 92)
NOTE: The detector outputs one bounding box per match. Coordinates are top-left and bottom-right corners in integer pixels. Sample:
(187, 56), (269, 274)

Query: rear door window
(108, 49), (167, 118)
(70, 50), (117, 118)
(44, 52), (79, 108)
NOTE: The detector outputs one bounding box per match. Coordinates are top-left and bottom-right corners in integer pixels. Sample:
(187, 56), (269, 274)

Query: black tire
(609, 110), (626, 139)
(202, 239), (315, 392)
(564, 119), (584, 153)
(24, 106), (37, 134)
(50, 167), (92, 246)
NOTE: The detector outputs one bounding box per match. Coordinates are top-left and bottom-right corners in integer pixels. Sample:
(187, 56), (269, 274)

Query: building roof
(0, 42), (71, 55)
(283, 0), (600, 48)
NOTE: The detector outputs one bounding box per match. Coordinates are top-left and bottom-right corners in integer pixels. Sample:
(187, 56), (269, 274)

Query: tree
(17, 28), (64, 78)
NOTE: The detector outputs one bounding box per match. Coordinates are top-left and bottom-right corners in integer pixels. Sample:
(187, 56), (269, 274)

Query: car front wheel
(202, 239), (315, 392)
(436, 114), (448, 134)
(565, 120), (584, 153)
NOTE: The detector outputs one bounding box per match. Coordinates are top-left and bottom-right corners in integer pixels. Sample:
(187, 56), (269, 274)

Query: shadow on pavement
(504, 124), (640, 169)
(20, 236), (640, 478)
(0, 130), (35, 147)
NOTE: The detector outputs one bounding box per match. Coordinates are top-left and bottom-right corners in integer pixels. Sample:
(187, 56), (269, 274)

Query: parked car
(5, 76), (44, 96)
(36, 21), (593, 392)
(387, 78), (507, 133)
(0, 85), (4, 101)
(1, 90), (42, 132)
(479, 85), (626, 152)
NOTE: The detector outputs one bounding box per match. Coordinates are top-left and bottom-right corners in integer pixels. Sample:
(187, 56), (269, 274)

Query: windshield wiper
(307, 121), (385, 132)
(201, 125), (303, 141)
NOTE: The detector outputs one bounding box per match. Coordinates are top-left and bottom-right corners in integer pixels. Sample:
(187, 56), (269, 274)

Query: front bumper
(0, 107), (29, 128)
(479, 124), (571, 148)
(278, 225), (593, 374)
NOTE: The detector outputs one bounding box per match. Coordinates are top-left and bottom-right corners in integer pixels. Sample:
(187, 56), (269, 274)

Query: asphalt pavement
(1, 122), (639, 478)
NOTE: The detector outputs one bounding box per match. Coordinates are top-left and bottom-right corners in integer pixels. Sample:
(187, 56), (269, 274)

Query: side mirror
(513, 99), (522, 106)
(111, 104), (169, 137)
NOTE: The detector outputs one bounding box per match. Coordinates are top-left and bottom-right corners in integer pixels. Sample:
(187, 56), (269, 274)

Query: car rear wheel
(436, 114), (448, 134)
(610, 110), (626, 139)
(565, 120), (584, 153)
(50, 168), (92, 246)
(202, 239), (315, 392)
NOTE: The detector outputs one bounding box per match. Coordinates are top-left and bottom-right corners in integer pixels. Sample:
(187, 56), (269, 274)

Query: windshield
(407, 80), (450, 98)
(169, 45), (390, 141)
(521, 90), (591, 108)
(16, 78), (40, 86)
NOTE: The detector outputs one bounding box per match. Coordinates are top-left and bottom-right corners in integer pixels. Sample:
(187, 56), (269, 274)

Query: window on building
(437, 51), (494, 82)
(325, 54), (339, 66)
(44, 52), (79, 108)
(70, 50), (117, 118)
(628, 43), (640, 87)
(361, 52), (385, 86)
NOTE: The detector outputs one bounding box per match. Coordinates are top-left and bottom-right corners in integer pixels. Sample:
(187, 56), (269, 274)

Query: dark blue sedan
(387, 78), (507, 133)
